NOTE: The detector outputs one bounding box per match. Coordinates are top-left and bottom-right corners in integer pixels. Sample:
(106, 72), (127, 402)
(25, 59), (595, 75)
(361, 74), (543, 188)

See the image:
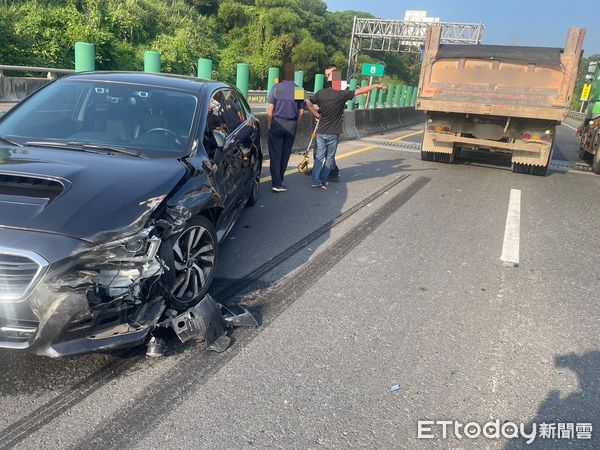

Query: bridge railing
(567, 111), (586, 122)
(0, 64), (75, 79)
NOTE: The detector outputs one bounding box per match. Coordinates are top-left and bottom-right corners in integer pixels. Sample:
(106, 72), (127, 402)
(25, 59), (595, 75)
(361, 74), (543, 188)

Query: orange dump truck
(417, 25), (585, 175)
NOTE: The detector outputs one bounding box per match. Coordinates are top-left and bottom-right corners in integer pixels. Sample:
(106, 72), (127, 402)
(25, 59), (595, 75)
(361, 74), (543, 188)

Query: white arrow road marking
(500, 189), (521, 267)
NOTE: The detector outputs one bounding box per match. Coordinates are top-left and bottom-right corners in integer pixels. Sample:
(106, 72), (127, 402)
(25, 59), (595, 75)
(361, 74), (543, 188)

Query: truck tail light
(427, 125), (435, 132)
(523, 132), (532, 141)
(443, 125), (451, 132)
(540, 135), (549, 142)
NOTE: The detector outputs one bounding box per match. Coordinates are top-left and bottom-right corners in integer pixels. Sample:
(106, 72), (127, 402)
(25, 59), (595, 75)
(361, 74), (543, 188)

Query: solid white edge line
(500, 189), (521, 267)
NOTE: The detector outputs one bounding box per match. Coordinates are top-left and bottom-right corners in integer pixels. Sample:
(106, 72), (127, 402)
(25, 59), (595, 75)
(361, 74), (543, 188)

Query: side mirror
(212, 129), (226, 149)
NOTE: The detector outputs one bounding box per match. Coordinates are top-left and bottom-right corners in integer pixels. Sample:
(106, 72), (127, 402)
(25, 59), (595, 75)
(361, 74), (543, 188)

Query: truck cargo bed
(417, 27), (585, 121)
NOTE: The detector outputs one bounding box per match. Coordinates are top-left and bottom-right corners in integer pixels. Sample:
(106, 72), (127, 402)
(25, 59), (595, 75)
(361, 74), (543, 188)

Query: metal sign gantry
(346, 17), (484, 79)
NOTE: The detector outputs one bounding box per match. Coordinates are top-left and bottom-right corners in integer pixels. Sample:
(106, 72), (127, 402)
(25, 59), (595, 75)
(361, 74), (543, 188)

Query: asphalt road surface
(0, 122), (598, 449)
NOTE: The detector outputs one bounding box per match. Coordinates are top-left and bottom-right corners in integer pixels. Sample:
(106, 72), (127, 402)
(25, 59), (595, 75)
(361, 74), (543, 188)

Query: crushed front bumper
(0, 228), (160, 357)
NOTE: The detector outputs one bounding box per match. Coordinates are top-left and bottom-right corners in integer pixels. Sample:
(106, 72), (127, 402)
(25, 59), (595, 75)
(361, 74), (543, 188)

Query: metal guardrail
(0, 64), (75, 79)
(567, 111), (586, 121)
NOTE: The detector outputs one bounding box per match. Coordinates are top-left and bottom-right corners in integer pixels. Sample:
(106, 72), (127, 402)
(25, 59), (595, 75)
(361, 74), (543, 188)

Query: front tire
(169, 216), (218, 311)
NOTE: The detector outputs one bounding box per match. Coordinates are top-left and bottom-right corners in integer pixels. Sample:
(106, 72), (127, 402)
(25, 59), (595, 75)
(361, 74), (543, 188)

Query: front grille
(0, 250), (47, 302)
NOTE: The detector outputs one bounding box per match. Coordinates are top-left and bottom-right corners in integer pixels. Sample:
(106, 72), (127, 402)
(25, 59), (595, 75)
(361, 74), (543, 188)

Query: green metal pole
(346, 78), (358, 110)
(266, 67), (279, 111)
(197, 58), (212, 79)
(376, 87), (386, 108)
(393, 84), (403, 107)
(267, 67), (280, 95)
(236, 63), (250, 99)
(386, 83), (396, 108)
(74, 42), (95, 72)
(399, 86), (408, 107)
(369, 87), (378, 109)
(144, 51), (161, 73)
(411, 86), (418, 106)
(294, 70), (304, 88)
(313, 73), (325, 93)
(406, 86), (415, 107)
(358, 79), (368, 109)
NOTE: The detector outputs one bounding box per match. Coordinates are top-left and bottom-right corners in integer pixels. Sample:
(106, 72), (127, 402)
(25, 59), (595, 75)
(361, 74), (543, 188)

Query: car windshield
(0, 80), (198, 157)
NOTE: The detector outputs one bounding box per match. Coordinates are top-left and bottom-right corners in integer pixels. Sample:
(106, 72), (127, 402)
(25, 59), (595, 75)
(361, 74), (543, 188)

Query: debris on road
(151, 294), (258, 355)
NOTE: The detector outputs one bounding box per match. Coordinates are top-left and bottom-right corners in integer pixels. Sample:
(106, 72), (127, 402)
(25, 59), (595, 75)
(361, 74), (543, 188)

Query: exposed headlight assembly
(79, 228), (161, 268)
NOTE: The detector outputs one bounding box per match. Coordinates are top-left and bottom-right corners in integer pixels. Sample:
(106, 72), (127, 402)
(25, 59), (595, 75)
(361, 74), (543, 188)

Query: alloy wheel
(171, 225), (216, 301)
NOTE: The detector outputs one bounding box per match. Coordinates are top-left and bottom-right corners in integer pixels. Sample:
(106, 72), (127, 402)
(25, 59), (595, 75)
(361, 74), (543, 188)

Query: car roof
(58, 71), (231, 93)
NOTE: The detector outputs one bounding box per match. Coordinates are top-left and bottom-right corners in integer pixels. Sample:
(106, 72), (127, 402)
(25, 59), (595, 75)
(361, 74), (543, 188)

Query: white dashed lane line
(500, 188), (521, 267)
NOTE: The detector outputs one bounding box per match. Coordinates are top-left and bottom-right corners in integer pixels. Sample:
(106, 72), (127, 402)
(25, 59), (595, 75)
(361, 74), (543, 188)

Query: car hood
(0, 146), (188, 243)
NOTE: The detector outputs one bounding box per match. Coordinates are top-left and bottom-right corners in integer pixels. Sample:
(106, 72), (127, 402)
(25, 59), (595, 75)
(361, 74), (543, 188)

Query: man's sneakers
(272, 185), (287, 192)
(311, 183), (328, 191)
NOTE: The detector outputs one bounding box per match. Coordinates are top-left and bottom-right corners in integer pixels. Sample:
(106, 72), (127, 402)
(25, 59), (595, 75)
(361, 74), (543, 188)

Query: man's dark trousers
(268, 119), (296, 187)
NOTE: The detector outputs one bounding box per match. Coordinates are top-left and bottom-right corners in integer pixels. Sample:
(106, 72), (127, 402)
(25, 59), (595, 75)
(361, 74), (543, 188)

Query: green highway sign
(362, 63), (385, 77)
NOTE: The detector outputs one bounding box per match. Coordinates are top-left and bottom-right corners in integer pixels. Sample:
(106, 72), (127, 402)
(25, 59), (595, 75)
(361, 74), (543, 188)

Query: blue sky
(326, 0), (600, 56)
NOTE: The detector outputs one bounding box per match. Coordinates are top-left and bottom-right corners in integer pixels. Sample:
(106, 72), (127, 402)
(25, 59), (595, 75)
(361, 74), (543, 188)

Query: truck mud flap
(421, 131), (456, 161)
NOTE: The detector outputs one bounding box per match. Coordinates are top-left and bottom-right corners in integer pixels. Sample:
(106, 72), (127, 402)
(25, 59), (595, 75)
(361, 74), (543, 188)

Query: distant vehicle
(0, 72), (262, 357)
(577, 61), (600, 173)
(417, 25), (585, 175)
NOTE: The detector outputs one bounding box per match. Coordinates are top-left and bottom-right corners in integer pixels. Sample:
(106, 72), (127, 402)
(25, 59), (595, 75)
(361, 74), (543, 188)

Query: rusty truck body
(416, 25), (585, 175)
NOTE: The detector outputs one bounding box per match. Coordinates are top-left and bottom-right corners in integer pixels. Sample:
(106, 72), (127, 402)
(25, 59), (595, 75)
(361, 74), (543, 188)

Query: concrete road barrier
(0, 77), (51, 101)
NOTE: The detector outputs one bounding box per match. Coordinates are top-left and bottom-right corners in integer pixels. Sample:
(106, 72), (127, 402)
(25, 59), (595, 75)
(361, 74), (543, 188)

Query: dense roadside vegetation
(0, 0), (419, 88)
(572, 54), (600, 110)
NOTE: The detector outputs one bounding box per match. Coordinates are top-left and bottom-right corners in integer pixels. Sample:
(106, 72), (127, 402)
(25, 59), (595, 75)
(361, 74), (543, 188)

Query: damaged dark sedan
(0, 72), (262, 357)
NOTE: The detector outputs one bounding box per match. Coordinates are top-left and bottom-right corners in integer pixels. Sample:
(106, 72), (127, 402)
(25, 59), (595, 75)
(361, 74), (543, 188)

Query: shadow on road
(212, 154), (411, 303)
(505, 350), (600, 449)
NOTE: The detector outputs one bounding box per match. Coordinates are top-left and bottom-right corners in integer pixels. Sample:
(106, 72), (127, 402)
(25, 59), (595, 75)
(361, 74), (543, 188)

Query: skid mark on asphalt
(500, 189), (521, 267)
(74, 177), (431, 449)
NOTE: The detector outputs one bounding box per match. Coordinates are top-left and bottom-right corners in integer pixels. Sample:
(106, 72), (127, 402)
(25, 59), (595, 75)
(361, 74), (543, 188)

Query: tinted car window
(235, 91), (251, 118)
(222, 89), (246, 132)
(0, 80), (199, 157)
(204, 91), (228, 157)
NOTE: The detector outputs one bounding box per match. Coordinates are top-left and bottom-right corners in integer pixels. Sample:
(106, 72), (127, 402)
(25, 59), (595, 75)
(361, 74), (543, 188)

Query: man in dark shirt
(306, 81), (384, 189)
(267, 69), (305, 192)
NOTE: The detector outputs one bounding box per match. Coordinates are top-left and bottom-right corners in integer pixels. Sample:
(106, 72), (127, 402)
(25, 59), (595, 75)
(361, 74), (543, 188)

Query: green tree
(0, 0), (416, 88)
